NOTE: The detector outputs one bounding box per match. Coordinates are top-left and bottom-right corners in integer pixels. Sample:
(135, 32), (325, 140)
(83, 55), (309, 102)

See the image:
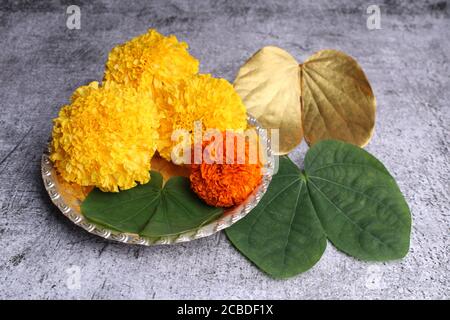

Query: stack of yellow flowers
(50, 29), (247, 192)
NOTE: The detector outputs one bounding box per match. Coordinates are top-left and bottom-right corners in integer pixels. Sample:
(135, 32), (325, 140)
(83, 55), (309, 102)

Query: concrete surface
(0, 0), (449, 299)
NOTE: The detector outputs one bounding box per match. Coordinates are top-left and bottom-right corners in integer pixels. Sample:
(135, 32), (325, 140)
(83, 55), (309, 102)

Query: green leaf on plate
(140, 176), (223, 237)
(81, 171), (223, 237)
(226, 156), (327, 278)
(226, 140), (411, 278)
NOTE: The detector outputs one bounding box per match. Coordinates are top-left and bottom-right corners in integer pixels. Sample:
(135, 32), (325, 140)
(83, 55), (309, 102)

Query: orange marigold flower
(190, 131), (263, 207)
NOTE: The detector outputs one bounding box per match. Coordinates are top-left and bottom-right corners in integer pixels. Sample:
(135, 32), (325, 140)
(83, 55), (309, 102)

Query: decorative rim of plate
(41, 114), (274, 245)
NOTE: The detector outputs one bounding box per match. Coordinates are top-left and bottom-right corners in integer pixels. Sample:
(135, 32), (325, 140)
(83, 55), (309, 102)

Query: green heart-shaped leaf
(226, 140), (411, 278)
(304, 140), (411, 261)
(81, 171), (223, 237)
(140, 176), (223, 237)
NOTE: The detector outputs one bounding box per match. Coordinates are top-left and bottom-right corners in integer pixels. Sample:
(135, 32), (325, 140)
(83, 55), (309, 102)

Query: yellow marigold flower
(50, 81), (160, 192)
(104, 28), (199, 93)
(157, 74), (248, 161)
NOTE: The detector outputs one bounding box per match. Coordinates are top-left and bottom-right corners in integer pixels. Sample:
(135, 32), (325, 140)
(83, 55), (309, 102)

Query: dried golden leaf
(301, 50), (376, 147)
(234, 46), (302, 155)
(234, 47), (376, 152)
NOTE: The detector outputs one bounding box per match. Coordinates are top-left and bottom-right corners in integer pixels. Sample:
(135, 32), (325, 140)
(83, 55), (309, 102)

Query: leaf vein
(308, 179), (395, 251)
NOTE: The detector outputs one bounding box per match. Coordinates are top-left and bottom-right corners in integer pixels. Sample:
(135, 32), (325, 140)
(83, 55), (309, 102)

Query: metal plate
(41, 115), (274, 245)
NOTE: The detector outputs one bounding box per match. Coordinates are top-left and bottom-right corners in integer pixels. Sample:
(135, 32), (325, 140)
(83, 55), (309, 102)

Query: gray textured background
(0, 0), (449, 299)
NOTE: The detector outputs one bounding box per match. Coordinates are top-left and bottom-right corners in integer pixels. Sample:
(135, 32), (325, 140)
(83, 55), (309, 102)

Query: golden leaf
(301, 50), (376, 147)
(233, 46), (302, 155)
(234, 47), (376, 153)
